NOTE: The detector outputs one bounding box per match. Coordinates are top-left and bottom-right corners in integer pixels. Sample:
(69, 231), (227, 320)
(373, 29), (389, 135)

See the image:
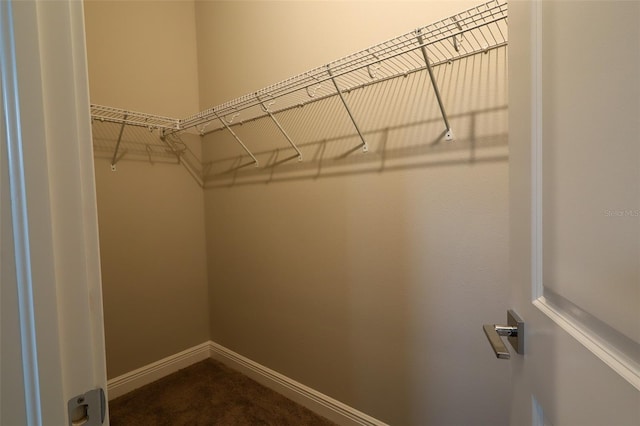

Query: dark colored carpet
(109, 359), (336, 425)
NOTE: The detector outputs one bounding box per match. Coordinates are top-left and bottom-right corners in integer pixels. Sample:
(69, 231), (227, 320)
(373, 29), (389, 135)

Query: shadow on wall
(91, 121), (203, 184)
(202, 46), (508, 187)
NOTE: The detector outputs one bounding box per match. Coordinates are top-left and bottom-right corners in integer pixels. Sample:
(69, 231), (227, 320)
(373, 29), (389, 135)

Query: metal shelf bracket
(416, 28), (454, 142)
(110, 114), (127, 171)
(257, 93), (302, 162)
(327, 65), (369, 153)
(213, 109), (259, 167)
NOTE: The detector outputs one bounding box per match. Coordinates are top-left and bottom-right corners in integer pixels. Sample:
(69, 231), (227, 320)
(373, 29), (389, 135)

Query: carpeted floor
(108, 359), (336, 425)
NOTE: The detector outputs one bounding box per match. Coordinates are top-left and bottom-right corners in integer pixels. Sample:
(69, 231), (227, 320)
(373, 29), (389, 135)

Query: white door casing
(508, 1), (639, 425)
(0, 0), (108, 424)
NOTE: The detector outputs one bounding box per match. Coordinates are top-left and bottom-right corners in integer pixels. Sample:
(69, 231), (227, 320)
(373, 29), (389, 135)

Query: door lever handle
(483, 309), (524, 359)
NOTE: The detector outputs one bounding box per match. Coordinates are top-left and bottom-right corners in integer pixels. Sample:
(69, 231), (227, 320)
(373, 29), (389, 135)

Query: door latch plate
(67, 388), (105, 426)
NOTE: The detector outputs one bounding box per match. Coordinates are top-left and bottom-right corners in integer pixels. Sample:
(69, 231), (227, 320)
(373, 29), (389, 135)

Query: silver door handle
(483, 309), (524, 359)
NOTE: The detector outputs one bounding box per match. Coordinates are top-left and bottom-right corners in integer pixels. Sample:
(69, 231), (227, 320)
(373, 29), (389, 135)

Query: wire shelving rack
(90, 0), (507, 173)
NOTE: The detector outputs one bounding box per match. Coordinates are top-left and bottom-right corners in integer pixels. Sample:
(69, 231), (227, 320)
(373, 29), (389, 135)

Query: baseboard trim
(106, 340), (387, 425)
(106, 342), (210, 400)
(208, 341), (388, 426)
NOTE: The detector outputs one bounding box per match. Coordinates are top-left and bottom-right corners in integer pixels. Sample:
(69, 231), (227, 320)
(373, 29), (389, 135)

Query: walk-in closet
(85, 0), (509, 424)
(3, 0), (639, 424)
(85, 1), (510, 424)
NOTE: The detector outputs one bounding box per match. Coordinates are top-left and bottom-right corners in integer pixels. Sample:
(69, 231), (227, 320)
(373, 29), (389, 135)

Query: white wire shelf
(178, 0), (507, 134)
(90, 0), (507, 172)
(90, 104), (180, 131)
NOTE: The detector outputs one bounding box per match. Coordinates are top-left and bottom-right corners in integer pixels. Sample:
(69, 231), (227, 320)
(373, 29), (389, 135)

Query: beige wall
(93, 157), (209, 378)
(84, 0), (209, 378)
(197, 1), (510, 425)
(84, 0), (199, 117)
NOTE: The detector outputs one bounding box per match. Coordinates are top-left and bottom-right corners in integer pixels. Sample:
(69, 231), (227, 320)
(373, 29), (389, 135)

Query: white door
(507, 1), (639, 425)
(1, 0), (108, 424)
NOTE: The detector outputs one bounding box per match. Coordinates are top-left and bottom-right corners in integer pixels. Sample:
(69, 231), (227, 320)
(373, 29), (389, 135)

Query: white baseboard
(106, 342), (210, 400)
(106, 340), (387, 426)
(208, 341), (388, 426)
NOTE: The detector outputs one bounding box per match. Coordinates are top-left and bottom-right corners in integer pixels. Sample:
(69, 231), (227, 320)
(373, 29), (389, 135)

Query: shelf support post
(213, 110), (259, 167)
(416, 28), (453, 141)
(327, 66), (369, 152)
(256, 94), (302, 162)
(110, 114), (127, 171)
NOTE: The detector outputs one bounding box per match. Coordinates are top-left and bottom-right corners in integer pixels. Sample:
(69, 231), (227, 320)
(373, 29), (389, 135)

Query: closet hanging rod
(178, 0), (506, 132)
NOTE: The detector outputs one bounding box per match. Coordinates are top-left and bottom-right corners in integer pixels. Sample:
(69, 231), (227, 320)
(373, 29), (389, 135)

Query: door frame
(1, 0), (108, 424)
